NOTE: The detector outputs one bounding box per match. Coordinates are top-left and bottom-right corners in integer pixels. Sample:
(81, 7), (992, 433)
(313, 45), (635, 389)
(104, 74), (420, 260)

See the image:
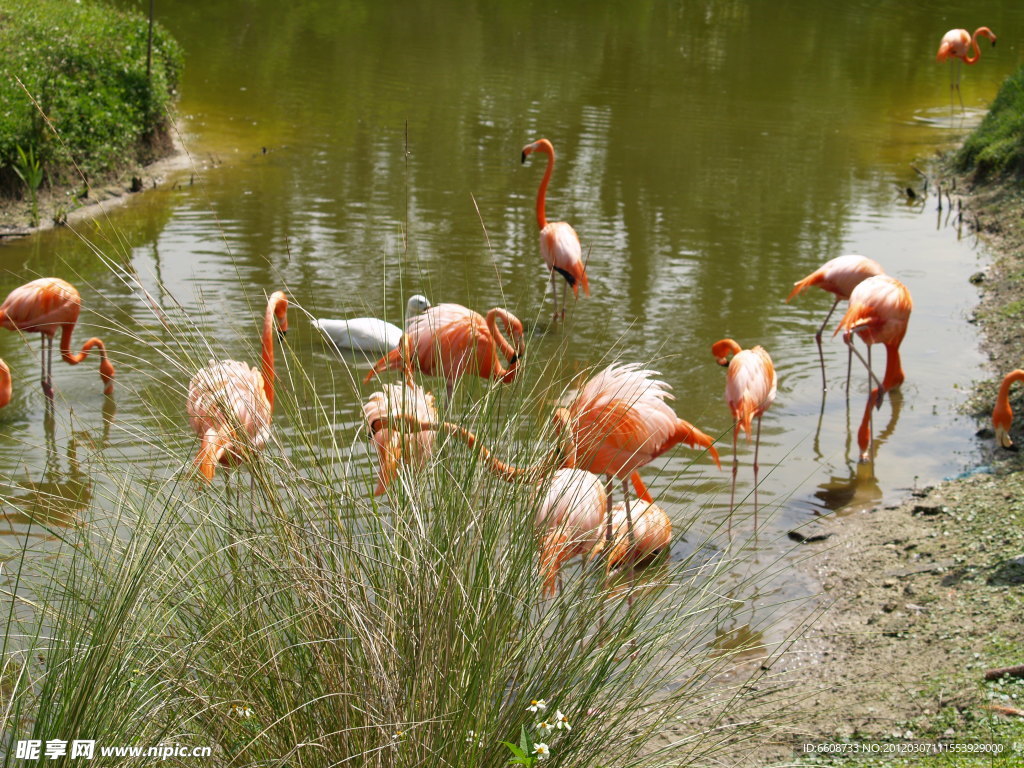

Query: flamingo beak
(716, 356), (730, 367)
(521, 150), (528, 164)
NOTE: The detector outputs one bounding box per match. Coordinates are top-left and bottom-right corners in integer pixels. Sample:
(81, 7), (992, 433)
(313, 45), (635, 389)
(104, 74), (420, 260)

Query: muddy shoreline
(727, 168), (1024, 765)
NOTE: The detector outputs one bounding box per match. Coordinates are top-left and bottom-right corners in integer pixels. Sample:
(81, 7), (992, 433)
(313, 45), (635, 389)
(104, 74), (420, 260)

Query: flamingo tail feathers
(787, 270), (824, 302)
(630, 471), (653, 503)
(364, 348), (402, 384)
(675, 420), (722, 469)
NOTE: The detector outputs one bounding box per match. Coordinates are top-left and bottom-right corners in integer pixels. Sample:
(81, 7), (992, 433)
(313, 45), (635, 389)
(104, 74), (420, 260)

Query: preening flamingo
(0, 358), (10, 408)
(0, 278), (115, 398)
(937, 27), (997, 109)
(187, 291), (288, 482)
(992, 369), (1024, 449)
(522, 138), (590, 320)
(787, 254), (885, 390)
(712, 338), (777, 533)
(552, 363), (720, 548)
(363, 381), (437, 495)
(536, 468), (608, 597)
(590, 499), (672, 571)
(834, 275), (912, 461)
(364, 303), (525, 397)
(314, 294), (431, 354)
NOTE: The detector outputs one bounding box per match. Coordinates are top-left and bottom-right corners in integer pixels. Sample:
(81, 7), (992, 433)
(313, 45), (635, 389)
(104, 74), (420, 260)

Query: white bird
(314, 294), (431, 354)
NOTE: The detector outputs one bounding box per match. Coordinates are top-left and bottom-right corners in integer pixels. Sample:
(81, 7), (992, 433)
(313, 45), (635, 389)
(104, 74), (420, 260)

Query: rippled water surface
(2, 1), (1021, 602)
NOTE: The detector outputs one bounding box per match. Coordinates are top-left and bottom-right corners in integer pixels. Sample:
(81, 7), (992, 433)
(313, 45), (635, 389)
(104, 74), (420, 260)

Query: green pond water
(1, 0), (1021, 613)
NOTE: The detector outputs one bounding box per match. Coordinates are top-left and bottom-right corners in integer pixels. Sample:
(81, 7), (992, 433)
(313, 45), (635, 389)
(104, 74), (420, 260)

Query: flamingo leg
(845, 342), (853, 396)
(604, 475), (614, 547)
(40, 335), (53, 399)
(550, 270), (558, 322)
(622, 478), (635, 547)
(956, 60), (964, 112)
(844, 333), (885, 398)
(729, 427), (738, 539)
(753, 414), (763, 532)
(815, 297), (840, 391)
(561, 279), (568, 320)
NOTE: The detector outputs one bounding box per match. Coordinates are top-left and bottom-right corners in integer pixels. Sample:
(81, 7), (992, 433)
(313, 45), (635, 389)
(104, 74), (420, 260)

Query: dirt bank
(726, 169), (1024, 765)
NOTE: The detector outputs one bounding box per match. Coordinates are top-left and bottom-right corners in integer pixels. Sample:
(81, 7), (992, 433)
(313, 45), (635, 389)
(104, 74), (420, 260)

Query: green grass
(956, 65), (1024, 178)
(0, 252), (807, 766)
(0, 0), (183, 194)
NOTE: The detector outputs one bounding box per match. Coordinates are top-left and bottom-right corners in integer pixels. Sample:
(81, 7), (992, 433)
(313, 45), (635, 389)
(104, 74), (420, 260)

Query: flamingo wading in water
(712, 339), (777, 534)
(553, 363), (720, 549)
(522, 138), (590, 320)
(0, 278), (115, 398)
(363, 381), (438, 495)
(936, 27), (997, 110)
(187, 291), (288, 482)
(787, 254), (884, 391)
(364, 303), (525, 398)
(834, 275), (912, 461)
(991, 369), (1024, 449)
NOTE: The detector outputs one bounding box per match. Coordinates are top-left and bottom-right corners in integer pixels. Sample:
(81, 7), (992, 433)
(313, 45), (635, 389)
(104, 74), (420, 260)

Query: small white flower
(391, 730), (404, 741)
(554, 709), (571, 731)
(537, 720), (554, 733)
(527, 698), (548, 713)
(229, 705), (253, 718)
(533, 742), (550, 759)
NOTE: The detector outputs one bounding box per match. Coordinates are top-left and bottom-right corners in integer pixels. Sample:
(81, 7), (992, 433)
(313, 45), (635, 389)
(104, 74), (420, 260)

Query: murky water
(1, 1), (1020, 604)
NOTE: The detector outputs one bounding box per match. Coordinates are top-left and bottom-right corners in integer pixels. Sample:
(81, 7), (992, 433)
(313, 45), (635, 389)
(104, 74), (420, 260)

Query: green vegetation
(0, 0), (183, 196)
(0, 263), (795, 765)
(956, 65), (1024, 178)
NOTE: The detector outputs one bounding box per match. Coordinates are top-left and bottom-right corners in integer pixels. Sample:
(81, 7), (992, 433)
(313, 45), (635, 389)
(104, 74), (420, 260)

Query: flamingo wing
(0, 278), (81, 334)
(541, 222), (589, 297)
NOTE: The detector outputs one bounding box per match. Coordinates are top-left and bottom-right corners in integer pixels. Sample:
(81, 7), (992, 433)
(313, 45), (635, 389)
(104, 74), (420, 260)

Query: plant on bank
(12, 144), (43, 227)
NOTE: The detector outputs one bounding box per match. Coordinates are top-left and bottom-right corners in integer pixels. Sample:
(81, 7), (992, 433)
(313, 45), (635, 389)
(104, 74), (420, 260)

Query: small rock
(882, 602), (898, 613)
(130, 176), (143, 193)
(969, 271), (986, 285)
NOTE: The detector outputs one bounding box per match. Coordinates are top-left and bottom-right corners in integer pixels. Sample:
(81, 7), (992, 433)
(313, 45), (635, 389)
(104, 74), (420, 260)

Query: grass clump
(956, 65), (1024, 178)
(0, 0), (183, 196)
(0, 263), (805, 766)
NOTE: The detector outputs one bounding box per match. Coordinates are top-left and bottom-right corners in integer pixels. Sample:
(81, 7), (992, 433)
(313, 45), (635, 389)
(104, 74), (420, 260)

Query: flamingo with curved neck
(0, 277), (115, 397)
(992, 369), (1024, 449)
(0, 358), (10, 408)
(522, 138), (590, 320)
(937, 27), (997, 109)
(364, 303), (525, 396)
(186, 291), (288, 482)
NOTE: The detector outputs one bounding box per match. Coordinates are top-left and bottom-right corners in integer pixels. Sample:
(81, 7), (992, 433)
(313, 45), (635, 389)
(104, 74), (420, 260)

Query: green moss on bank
(0, 0), (183, 195)
(956, 65), (1024, 178)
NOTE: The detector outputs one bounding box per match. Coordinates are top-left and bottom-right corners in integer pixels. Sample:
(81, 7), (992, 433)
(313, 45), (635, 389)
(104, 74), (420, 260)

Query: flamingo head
(270, 291), (289, 339)
(993, 402), (1014, 449)
(521, 138), (554, 164)
(711, 338), (742, 367)
(99, 357), (116, 395)
(406, 294), (431, 317)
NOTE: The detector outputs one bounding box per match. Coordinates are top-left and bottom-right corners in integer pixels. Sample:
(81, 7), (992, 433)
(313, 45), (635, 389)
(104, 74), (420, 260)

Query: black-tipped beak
(508, 354), (519, 366)
(368, 418), (383, 437)
(716, 358), (730, 368)
(277, 328), (287, 342)
(521, 151), (527, 164)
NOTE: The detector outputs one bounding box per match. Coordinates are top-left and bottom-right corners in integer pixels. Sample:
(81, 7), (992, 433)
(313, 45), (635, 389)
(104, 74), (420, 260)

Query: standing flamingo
(552, 363), (720, 549)
(364, 303), (525, 398)
(363, 381), (438, 495)
(711, 339), (777, 534)
(522, 138), (590, 320)
(937, 27), (997, 109)
(187, 291), (288, 482)
(0, 358), (10, 408)
(787, 254), (885, 390)
(834, 275), (912, 461)
(0, 278), (115, 398)
(991, 370), (1024, 449)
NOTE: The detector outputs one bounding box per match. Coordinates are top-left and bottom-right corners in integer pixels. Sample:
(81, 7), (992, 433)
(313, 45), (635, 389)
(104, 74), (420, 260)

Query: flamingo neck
(486, 308), (518, 378)
(0, 361), (10, 408)
(882, 343), (905, 391)
(534, 142), (554, 230)
(261, 297), (284, 411)
(967, 27), (995, 63)
(995, 370), (1024, 417)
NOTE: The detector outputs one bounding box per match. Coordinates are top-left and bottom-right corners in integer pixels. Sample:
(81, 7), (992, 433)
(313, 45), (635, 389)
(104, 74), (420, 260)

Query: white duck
(314, 294), (431, 354)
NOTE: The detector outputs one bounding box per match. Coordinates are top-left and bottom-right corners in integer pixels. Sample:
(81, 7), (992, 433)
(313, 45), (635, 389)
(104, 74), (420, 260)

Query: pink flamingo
(536, 468), (608, 597)
(991, 370), (1024, 449)
(522, 139), (590, 320)
(590, 498), (672, 571)
(364, 303), (524, 398)
(712, 339), (777, 534)
(363, 381), (438, 495)
(0, 277), (115, 397)
(186, 291), (288, 482)
(0, 358), (10, 408)
(834, 275), (912, 461)
(787, 254), (884, 391)
(937, 27), (997, 109)
(553, 363), (720, 548)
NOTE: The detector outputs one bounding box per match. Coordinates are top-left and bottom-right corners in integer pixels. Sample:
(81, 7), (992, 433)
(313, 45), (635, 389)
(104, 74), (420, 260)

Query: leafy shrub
(956, 66), (1024, 178)
(0, 0), (183, 194)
